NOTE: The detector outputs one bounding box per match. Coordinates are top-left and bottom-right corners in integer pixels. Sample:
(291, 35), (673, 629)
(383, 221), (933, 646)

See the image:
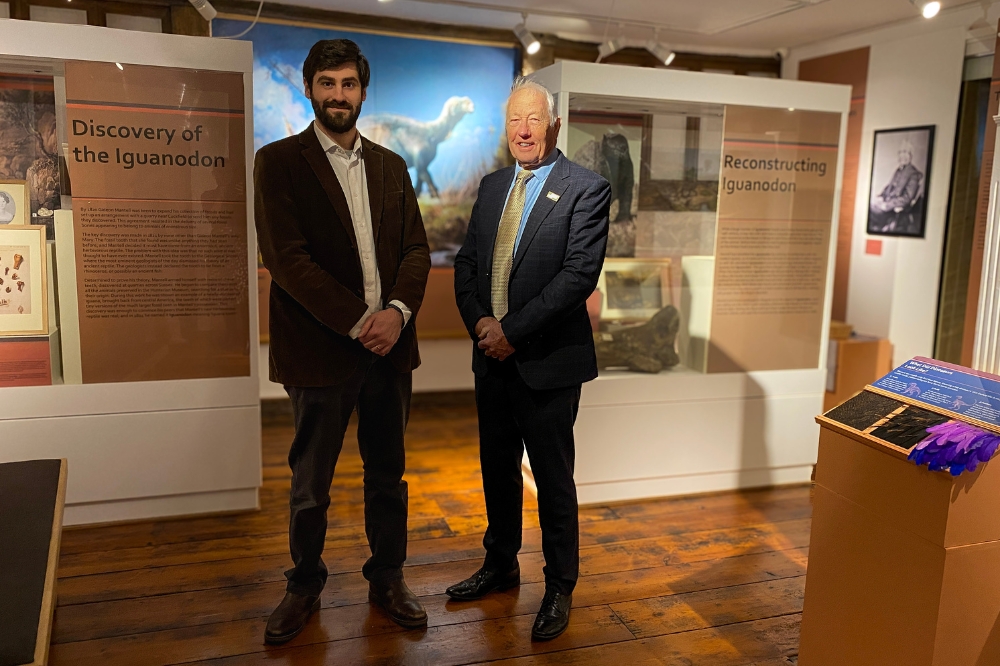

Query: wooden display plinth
(823, 335), (893, 411)
(0, 459), (67, 666)
(800, 392), (1000, 665)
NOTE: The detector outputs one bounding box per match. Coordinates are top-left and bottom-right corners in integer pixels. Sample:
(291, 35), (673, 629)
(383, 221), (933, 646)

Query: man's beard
(312, 98), (362, 134)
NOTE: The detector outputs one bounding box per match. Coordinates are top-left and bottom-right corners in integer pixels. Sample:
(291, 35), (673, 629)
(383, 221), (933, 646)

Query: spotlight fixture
(911, 0), (941, 19)
(188, 0), (217, 21)
(646, 41), (676, 66)
(597, 39), (623, 62)
(513, 21), (541, 56)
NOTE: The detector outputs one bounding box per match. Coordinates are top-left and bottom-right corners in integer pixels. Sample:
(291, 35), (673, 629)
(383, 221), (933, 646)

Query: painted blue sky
(214, 19), (517, 194)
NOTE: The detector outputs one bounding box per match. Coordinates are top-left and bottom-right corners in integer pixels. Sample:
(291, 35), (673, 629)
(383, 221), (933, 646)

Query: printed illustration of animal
(359, 96), (475, 198)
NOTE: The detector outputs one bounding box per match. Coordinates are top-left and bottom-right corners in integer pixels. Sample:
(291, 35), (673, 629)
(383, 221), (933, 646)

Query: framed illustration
(867, 125), (935, 238)
(597, 257), (672, 321)
(0, 180), (29, 226)
(0, 225), (47, 336)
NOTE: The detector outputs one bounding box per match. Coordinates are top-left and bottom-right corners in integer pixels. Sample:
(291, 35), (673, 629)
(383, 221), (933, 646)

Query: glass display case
(560, 91), (842, 376)
(0, 21), (261, 526)
(530, 61), (850, 505)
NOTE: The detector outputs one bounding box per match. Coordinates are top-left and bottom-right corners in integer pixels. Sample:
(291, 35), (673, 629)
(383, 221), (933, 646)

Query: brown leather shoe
(264, 591), (320, 644)
(368, 577), (428, 628)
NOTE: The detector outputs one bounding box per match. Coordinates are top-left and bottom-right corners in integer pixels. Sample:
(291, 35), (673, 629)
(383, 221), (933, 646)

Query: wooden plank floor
(50, 401), (809, 665)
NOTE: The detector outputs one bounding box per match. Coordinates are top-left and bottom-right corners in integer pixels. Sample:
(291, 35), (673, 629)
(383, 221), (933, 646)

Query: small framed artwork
(0, 225), (48, 336)
(0, 180), (29, 226)
(597, 257), (672, 321)
(867, 126), (935, 238)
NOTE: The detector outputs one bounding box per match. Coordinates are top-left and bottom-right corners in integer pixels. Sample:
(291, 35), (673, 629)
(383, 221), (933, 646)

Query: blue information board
(872, 357), (1000, 429)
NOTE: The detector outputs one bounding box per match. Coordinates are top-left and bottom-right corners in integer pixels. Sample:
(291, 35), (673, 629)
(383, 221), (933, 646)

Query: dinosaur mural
(231, 19), (516, 270)
(358, 96), (475, 198)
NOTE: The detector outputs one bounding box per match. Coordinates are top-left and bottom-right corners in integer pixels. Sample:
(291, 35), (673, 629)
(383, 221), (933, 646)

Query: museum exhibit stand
(0, 20), (261, 526)
(799, 359), (1000, 665)
(528, 61), (851, 503)
(823, 323), (893, 411)
(0, 459), (66, 666)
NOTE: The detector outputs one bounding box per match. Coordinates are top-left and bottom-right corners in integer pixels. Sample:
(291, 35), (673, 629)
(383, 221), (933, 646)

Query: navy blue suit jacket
(454, 151), (611, 390)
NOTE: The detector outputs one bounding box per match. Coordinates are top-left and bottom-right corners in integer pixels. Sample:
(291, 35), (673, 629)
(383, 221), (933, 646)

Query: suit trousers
(476, 357), (582, 595)
(284, 355), (411, 597)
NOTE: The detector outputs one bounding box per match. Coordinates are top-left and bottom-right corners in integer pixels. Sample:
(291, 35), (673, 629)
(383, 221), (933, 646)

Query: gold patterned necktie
(492, 169), (533, 320)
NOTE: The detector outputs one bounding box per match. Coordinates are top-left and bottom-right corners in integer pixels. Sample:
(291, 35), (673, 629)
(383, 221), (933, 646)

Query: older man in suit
(449, 77), (611, 640)
(254, 39), (431, 644)
(869, 142), (924, 232)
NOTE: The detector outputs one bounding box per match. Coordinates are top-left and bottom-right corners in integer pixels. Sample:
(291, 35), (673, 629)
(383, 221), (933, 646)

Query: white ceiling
(274, 0), (987, 55)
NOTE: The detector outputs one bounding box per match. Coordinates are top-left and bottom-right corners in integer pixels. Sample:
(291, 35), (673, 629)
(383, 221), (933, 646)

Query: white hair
(505, 76), (557, 126)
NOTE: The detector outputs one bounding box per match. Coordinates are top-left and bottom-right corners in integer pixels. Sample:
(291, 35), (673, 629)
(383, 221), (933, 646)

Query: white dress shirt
(314, 123), (411, 338)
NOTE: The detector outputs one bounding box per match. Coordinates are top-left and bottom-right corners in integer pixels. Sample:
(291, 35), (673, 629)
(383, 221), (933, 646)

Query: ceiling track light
(513, 16), (541, 56)
(646, 40), (676, 66)
(188, 0), (217, 21)
(911, 0), (941, 19)
(596, 39), (623, 62)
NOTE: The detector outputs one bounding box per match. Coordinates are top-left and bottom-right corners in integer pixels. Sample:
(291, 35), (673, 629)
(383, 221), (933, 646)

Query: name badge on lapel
(546, 191), (560, 202)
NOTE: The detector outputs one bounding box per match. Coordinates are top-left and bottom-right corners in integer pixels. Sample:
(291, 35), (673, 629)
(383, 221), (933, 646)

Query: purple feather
(908, 421), (1000, 476)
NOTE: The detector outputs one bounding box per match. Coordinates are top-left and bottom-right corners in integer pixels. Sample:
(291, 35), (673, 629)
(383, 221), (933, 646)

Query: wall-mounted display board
(214, 15), (518, 339)
(0, 20), (261, 526)
(530, 61), (849, 503)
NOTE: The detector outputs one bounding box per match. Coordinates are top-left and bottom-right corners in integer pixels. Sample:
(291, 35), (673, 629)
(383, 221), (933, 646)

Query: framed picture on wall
(596, 257), (673, 322)
(0, 225), (48, 336)
(0, 180), (29, 226)
(867, 125), (935, 238)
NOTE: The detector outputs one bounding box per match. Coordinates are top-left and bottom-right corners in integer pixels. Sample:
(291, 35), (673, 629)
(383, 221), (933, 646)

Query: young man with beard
(254, 39), (431, 644)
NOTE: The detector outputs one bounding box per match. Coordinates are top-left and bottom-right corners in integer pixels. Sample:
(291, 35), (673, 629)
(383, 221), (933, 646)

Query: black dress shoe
(446, 564), (520, 601)
(369, 577), (428, 628)
(531, 589), (571, 640)
(264, 591), (320, 645)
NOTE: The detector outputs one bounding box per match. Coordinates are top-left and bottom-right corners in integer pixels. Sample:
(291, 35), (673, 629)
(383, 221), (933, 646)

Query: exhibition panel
(0, 20), (260, 524)
(801, 358), (1000, 665)
(531, 61), (849, 502)
(61, 61), (250, 384)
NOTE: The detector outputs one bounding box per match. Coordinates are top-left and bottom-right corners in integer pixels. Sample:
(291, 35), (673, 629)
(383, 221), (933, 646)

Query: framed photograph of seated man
(867, 125), (935, 238)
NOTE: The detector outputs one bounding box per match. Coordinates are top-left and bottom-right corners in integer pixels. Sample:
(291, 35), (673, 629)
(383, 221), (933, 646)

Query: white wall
(784, 7), (983, 365)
